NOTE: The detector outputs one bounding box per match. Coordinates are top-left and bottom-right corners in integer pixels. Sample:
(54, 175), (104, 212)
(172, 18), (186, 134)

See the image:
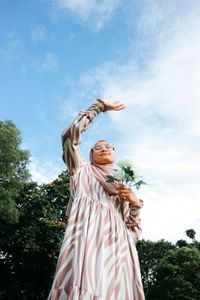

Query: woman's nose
(100, 146), (108, 152)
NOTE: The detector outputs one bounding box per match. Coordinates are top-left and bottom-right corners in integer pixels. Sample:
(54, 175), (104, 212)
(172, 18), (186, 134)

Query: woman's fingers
(119, 193), (128, 200)
(118, 188), (132, 199)
(117, 186), (131, 193)
(111, 102), (126, 110)
(113, 104), (126, 111)
(118, 189), (130, 196)
(117, 186), (138, 204)
(117, 186), (141, 207)
(99, 99), (126, 111)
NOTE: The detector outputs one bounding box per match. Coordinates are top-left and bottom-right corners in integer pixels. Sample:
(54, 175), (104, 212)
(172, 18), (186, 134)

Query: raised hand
(97, 99), (126, 111)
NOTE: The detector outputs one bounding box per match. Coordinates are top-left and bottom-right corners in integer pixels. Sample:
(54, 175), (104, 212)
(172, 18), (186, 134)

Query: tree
(0, 120), (30, 223)
(148, 246), (200, 300)
(1, 121), (200, 299)
(0, 171), (70, 300)
(137, 239), (175, 298)
(176, 239), (188, 248)
(186, 229), (197, 243)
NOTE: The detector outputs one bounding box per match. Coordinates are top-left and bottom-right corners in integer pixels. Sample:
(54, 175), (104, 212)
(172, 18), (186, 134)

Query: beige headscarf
(90, 143), (130, 221)
(89, 144), (118, 196)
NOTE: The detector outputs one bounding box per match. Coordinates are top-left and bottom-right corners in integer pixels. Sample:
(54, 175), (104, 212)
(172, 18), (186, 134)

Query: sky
(1, 0), (200, 243)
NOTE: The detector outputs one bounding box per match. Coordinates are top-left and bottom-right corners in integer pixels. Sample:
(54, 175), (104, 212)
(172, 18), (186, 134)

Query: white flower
(117, 159), (133, 169)
(113, 169), (125, 181)
(117, 159), (139, 178)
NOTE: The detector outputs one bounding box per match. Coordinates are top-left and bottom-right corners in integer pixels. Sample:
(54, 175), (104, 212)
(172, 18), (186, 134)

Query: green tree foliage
(0, 171), (70, 300)
(0, 120), (30, 223)
(1, 122), (200, 299)
(186, 228), (197, 243)
(137, 239), (176, 298)
(176, 239), (188, 248)
(137, 234), (200, 300)
(148, 246), (200, 300)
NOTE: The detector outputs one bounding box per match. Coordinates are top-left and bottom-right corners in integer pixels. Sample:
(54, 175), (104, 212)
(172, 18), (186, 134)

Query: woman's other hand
(97, 99), (126, 111)
(117, 185), (141, 208)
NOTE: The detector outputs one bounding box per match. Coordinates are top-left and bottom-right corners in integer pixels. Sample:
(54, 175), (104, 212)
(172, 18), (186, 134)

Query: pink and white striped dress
(48, 101), (145, 300)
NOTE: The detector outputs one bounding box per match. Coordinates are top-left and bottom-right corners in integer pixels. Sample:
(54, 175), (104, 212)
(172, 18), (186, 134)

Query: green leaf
(134, 180), (147, 190)
(106, 175), (116, 182)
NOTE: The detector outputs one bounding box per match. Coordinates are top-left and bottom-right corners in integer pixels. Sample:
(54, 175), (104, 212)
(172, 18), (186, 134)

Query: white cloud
(103, 34), (200, 240)
(60, 1), (200, 241)
(29, 158), (62, 184)
(41, 53), (58, 71)
(56, 0), (120, 30)
(139, 183), (200, 242)
(0, 32), (24, 64)
(31, 25), (46, 43)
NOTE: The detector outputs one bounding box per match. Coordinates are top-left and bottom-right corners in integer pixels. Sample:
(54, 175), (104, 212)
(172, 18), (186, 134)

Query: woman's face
(92, 140), (116, 165)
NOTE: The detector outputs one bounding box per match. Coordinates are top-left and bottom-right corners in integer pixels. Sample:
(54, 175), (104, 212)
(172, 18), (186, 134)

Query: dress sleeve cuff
(96, 99), (107, 112)
(129, 199), (144, 210)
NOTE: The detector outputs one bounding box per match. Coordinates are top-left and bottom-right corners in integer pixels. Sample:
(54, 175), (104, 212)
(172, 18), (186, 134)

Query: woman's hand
(97, 99), (126, 111)
(117, 185), (141, 208)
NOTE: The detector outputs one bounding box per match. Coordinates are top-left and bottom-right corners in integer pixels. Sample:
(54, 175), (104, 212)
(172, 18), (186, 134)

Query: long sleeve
(124, 200), (143, 242)
(62, 101), (105, 175)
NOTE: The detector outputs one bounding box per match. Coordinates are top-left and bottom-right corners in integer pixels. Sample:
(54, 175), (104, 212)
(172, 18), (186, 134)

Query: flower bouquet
(106, 159), (147, 218)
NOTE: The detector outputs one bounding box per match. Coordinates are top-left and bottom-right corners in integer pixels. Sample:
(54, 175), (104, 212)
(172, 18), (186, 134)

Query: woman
(48, 99), (145, 300)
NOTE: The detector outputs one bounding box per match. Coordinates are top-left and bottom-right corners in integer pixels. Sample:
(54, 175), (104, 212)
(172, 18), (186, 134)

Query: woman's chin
(98, 158), (114, 165)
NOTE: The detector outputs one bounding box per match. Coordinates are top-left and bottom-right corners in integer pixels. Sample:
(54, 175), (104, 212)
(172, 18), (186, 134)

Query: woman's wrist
(96, 99), (107, 112)
(130, 198), (143, 209)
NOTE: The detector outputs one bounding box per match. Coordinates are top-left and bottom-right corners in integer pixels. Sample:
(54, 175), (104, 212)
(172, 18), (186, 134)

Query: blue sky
(1, 0), (200, 242)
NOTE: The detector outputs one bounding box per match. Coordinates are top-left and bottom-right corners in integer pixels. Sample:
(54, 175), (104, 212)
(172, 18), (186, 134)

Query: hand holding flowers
(117, 185), (141, 207)
(106, 159), (147, 217)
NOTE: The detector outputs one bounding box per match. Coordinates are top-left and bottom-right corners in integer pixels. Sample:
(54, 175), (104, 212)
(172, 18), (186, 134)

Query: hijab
(89, 145), (118, 196)
(89, 142), (130, 221)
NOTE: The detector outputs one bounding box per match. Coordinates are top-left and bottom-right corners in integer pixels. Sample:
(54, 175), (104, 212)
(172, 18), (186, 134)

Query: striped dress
(48, 101), (145, 300)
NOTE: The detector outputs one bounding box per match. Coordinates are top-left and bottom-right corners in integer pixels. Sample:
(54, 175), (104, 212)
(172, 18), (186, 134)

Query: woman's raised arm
(62, 99), (125, 175)
(62, 100), (103, 175)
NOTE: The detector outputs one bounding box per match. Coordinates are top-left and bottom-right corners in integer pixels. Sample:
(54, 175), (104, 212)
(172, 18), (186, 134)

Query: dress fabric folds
(48, 102), (145, 300)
